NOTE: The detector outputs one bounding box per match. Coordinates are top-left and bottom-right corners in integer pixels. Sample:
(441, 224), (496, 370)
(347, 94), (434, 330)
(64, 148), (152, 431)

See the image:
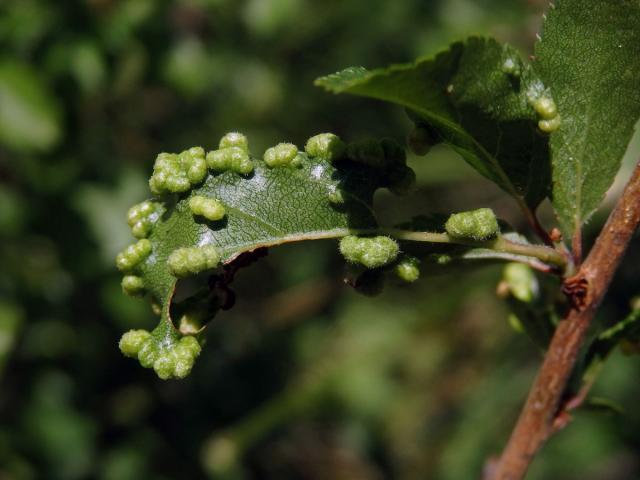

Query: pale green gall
(445, 208), (500, 241)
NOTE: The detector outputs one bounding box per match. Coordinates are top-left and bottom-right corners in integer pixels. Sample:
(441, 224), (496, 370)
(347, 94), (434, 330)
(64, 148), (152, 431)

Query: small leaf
(534, 0), (640, 237)
(316, 37), (551, 210)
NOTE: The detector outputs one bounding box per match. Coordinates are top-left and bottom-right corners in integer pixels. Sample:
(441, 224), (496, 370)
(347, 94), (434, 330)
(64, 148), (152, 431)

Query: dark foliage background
(1, 1), (639, 478)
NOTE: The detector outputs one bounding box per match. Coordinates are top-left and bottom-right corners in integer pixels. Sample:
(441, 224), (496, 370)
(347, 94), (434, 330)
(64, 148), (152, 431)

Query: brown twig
(571, 227), (583, 266)
(490, 160), (640, 480)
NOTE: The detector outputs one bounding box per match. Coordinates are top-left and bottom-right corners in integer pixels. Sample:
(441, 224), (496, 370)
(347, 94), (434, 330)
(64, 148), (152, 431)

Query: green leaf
(116, 137), (394, 377)
(534, 0), (640, 237)
(139, 155), (379, 303)
(0, 60), (62, 152)
(315, 37), (551, 210)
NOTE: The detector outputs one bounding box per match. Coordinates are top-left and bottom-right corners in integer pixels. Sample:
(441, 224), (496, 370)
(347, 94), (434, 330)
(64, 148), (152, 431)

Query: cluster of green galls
(338, 234), (421, 295)
(498, 54), (561, 134)
(444, 207), (500, 241)
(116, 238), (153, 297)
(337, 207), (500, 286)
(525, 80), (561, 133)
(339, 236), (400, 269)
(168, 245), (221, 278)
(117, 131), (418, 379)
(338, 235), (418, 283)
(127, 200), (164, 238)
(119, 329), (202, 379)
(116, 131), (417, 299)
(116, 129), (503, 379)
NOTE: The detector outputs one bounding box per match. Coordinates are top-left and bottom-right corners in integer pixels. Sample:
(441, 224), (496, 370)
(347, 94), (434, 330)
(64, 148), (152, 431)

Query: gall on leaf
(445, 208), (500, 241)
(189, 195), (226, 221)
(339, 235), (399, 269)
(305, 133), (346, 162)
(263, 143), (302, 168)
(149, 147), (207, 194)
(395, 256), (421, 283)
(206, 146), (254, 175)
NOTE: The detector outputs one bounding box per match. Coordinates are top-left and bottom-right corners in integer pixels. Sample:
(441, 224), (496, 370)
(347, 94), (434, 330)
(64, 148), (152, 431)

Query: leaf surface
(534, 0), (640, 236)
(116, 147), (386, 378)
(316, 37), (551, 210)
(136, 154), (381, 305)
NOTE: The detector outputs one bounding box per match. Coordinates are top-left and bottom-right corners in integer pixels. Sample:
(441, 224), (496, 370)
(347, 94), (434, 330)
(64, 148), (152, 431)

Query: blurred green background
(1, 0), (639, 478)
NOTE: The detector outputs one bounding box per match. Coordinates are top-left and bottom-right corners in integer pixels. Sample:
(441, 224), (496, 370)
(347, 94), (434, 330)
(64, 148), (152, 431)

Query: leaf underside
(535, 0), (640, 237)
(315, 37), (551, 210)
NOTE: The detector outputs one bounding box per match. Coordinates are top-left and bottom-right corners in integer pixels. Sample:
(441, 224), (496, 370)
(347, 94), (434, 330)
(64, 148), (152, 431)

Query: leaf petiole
(375, 228), (567, 271)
